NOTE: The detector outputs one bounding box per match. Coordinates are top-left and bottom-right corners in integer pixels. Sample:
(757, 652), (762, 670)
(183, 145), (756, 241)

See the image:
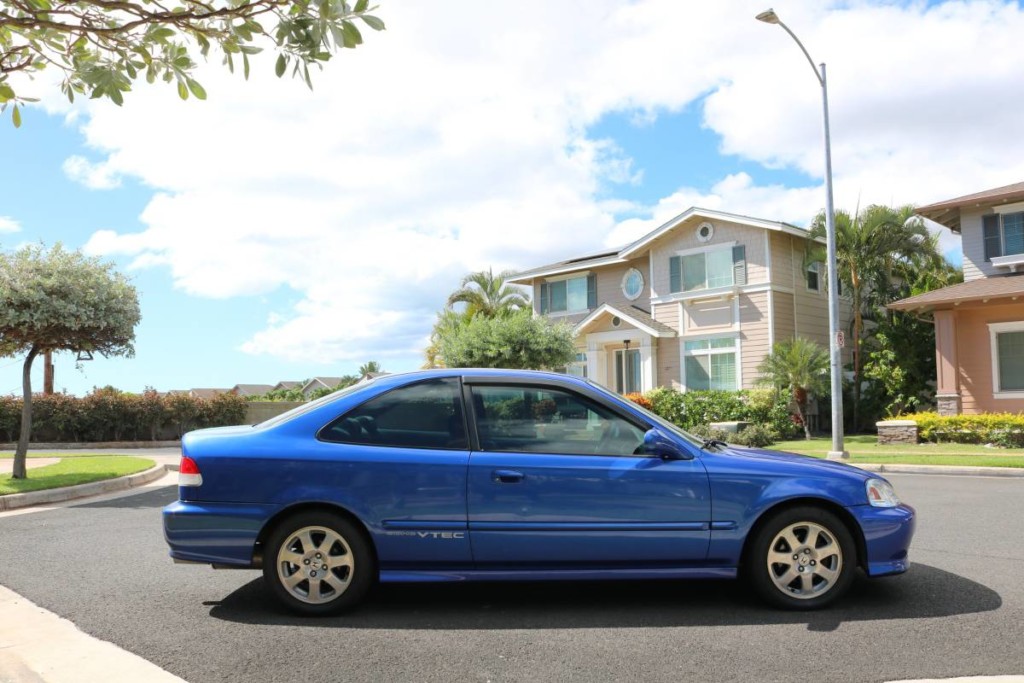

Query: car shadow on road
(207, 563), (1000, 632)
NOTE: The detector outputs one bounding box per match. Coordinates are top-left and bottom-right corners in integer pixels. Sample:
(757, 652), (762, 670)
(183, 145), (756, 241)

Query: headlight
(866, 478), (900, 507)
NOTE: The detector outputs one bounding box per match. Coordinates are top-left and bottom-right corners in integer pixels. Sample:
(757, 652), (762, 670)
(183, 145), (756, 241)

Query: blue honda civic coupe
(163, 369), (915, 615)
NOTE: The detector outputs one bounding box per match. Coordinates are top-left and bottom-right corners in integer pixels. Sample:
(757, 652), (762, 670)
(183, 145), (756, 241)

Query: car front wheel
(748, 506), (856, 610)
(263, 511), (374, 615)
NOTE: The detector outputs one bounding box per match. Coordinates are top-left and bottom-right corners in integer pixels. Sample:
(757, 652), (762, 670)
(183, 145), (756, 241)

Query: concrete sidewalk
(0, 584), (185, 683)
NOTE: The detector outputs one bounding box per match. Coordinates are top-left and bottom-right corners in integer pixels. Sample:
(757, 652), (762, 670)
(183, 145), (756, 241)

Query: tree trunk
(13, 346), (39, 480)
(794, 389), (811, 440)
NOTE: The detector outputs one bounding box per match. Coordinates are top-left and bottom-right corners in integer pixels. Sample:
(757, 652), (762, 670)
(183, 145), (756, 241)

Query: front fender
(703, 454), (870, 566)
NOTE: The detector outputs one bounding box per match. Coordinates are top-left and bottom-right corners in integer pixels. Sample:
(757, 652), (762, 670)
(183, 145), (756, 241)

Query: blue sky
(3, 0), (1019, 397)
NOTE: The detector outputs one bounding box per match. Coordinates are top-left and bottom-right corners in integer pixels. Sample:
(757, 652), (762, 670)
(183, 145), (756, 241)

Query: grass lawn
(769, 435), (1024, 468)
(0, 456), (155, 495)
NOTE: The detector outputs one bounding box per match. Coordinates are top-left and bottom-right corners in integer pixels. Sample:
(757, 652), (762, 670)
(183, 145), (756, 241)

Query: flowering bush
(899, 412), (1024, 447)
(623, 393), (653, 410)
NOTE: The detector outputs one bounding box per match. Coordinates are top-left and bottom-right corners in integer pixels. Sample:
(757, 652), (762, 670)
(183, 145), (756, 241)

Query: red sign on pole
(836, 330), (846, 348)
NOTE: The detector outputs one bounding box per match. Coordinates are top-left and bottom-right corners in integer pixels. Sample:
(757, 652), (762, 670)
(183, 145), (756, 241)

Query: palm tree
(446, 268), (530, 318)
(422, 310), (464, 369)
(757, 338), (831, 440)
(808, 204), (940, 431)
(358, 361), (382, 376)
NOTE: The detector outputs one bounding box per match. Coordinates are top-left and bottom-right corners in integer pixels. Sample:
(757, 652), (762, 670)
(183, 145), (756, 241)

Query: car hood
(717, 444), (873, 481)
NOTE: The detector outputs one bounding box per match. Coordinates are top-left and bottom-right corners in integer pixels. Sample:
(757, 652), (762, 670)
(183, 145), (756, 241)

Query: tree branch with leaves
(0, 0), (385, 126)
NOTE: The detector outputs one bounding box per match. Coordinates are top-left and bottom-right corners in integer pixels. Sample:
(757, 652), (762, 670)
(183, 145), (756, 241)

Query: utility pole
(43, 350), (54, 395)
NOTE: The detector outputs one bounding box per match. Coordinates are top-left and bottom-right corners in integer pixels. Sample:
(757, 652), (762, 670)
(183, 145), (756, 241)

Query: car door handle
(493, 469), (524, 484)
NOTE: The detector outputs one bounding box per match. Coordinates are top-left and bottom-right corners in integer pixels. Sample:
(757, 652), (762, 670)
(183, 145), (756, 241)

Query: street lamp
(756, 8), (848, 459)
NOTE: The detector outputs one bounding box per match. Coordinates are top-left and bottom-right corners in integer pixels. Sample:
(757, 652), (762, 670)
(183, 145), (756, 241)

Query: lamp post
(756, 8), (847, 459)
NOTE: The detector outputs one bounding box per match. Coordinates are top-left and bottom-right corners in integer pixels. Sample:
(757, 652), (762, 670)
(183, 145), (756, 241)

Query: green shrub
(689, 423), (778, 448)
(0, 396), (18, 442)
(900, 411), (1024, 447)
(0, 389), (252, 442)
(642, 387), (798, 439)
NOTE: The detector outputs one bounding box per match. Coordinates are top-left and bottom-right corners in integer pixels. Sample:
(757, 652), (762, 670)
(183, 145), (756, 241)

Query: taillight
(179, 456), (203, 487)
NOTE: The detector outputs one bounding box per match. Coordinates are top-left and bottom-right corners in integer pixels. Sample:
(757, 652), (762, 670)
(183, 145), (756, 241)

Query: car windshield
(584, 380), (705, 448)
(255, 379), (374, 428)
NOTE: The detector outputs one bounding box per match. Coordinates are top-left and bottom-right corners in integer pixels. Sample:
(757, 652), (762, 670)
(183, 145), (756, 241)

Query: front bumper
(163, 500), (279, 566)
(849, 503), (916, 576)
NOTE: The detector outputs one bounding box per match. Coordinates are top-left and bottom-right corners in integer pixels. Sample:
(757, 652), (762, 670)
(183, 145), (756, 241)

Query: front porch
(573, 304), (677, 394)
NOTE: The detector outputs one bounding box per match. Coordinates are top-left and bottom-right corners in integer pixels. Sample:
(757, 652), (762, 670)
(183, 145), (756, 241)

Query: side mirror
(642, 428), (692, 461)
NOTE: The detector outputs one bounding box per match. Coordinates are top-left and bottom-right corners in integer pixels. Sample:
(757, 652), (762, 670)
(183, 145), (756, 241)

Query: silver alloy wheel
(276, 525), (355, 605)
(766, 521), (843, 600)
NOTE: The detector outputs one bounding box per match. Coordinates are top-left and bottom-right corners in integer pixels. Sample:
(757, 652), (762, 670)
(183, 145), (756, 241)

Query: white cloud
(0, 216), (20, 234)
(56, 0), (1020, 365)
(62, 155), (122, 189)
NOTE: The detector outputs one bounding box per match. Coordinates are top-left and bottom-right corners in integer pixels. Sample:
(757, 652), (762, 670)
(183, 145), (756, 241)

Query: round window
(696, 221), (715, 243)
(621, 268), (644, 301)
(611, 316), (621, 327)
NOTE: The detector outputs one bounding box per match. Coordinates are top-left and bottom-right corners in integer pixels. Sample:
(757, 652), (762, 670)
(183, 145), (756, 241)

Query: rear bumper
(163, 500), (279, 566)
(849, 503), (916, 577)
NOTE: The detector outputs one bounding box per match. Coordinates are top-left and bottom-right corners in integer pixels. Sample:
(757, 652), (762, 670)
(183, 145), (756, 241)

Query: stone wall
(876, 420), (918, 445)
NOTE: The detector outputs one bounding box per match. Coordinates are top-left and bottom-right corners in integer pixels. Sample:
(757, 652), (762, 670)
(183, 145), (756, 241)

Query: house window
(983, 212), (1024, 261)
(540, 274), (595, 314)
(682, 248), (734, 292)
(806, 262), (821, 292)
(990, 322), (1024, 395)
(670, 245), (746, 293)
(683, 337), (738, 391)
(621, 268), (644, 300)
(566, 352), (588, 378)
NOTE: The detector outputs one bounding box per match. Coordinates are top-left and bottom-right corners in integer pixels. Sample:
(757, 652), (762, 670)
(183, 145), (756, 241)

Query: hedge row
(626, 388), (801, 444)
(0, 389), (249, 443)
(900, 412), (1024, 448)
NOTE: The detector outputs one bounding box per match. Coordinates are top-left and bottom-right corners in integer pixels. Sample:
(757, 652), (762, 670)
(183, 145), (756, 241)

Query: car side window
(470, 384), (646, 456)
(320, 378), (467, 450)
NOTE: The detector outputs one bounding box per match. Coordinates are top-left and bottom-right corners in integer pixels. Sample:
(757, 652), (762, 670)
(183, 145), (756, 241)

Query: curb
(0, 440), (180, 450)
(0, 463), (170, 511)
(852, 463), (1024, 477)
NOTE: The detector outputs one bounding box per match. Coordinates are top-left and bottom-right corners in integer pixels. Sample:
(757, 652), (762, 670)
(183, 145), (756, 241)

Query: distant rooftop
(917, 181), (1024, 233)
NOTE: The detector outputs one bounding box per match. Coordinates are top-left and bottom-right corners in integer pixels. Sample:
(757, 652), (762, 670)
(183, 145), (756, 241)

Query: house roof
(189, 388), (229, 400)
(506, 207), (812, 283)
(232, 384), (274, 396)
(889, 275), (1024, 310)
(917, 181), (1024, 233)
(300, 377), (346, 393)
(273, 381), (302, 391)
(574, 303), (678, 338)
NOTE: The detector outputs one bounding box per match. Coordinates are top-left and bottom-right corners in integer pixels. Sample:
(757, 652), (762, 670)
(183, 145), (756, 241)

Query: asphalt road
(0, 474), (1021, 683)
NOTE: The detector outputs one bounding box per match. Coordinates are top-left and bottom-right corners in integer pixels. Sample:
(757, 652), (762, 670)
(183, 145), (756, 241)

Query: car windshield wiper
(701, 438), (730, 450)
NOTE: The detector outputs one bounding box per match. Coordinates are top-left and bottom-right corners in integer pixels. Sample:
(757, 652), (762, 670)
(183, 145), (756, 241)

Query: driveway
(0, 473), (1020, 682)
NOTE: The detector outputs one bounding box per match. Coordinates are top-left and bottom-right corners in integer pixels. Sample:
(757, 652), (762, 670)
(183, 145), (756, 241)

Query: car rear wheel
(747, 506), (856, 610)
(263, 511), (374, 615)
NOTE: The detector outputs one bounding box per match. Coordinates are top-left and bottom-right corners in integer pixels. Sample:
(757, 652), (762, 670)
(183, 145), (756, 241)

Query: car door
(317, 377), (472, 567)
(464, 380), (711, 567)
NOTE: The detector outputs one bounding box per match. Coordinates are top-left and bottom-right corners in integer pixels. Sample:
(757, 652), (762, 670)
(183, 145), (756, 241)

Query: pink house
(891, 181), (1024, 415)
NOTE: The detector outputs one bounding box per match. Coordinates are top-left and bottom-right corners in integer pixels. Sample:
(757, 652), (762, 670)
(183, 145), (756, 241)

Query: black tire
(746, 506), (857, 610)
(262, 511), (375, 616)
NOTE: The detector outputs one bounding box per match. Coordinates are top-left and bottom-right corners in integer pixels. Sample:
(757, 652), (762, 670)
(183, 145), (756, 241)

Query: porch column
(934, 309), (962, 416)
(640, 336), (656, 392)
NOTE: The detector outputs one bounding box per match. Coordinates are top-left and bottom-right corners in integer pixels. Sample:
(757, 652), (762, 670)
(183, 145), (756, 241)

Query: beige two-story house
(891, 181), (1024, 415)
(508, 207), (852, 406)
